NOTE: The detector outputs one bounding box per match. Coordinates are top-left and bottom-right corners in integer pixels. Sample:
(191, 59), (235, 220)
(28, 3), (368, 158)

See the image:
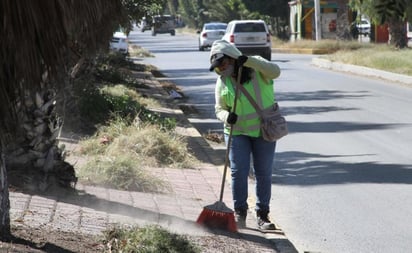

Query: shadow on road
(273, 151), (412, 185)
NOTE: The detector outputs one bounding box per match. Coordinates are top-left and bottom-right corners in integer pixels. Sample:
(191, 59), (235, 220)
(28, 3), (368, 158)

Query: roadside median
(312, 57), (412, 85)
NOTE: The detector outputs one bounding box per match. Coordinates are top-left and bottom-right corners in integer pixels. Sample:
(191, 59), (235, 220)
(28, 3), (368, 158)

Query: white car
(110, 31), (128, 55)
(222, 20), (272, 61)
(356, 19), (371, 36)
(197, 22), (227, 51)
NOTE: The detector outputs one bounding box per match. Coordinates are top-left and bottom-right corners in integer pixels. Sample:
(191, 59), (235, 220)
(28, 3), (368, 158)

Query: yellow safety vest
(220, 71), (275, 137)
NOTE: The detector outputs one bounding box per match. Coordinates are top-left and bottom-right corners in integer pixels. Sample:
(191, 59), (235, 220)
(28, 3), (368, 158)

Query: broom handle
(219, 66), (243, 202)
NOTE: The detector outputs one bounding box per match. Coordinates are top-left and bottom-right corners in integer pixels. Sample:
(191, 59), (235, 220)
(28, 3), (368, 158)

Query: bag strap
(234, 82), (264, 116)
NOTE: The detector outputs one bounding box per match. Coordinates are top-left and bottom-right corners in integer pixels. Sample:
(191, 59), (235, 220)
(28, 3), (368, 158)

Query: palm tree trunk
(6, 89), (77, 192)
(336, 0), (352, 40)
(388, 17), (408, 49)
(0, 0), (123, 238)
(0, 151), (11, 238)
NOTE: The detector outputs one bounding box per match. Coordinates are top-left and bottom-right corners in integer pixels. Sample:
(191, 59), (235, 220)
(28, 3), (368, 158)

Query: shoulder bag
(236, 83), (288, 142)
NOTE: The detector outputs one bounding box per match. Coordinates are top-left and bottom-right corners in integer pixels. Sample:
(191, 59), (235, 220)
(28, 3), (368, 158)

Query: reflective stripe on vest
(220, 71), (275, 137)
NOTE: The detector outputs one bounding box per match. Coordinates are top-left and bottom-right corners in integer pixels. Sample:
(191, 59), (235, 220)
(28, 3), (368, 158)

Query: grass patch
(72, 53), (157, 131)
(77, 117), (197, 191)
(101, 84), (142, 120)
(79, 118), (194, 167)
(324, 44), (412, 76)
(272, 38), (372, 51)
(77, 154), (168, 192)
(99, 52), (150, 72)
(103, 224), (200, 253)
(273, 37), (412, 76)
(71, 52), (198, 192)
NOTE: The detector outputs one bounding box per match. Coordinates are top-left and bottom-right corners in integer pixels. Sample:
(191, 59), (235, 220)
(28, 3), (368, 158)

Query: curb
(312, 57), (412, 86)
(272, 47), (335, 55)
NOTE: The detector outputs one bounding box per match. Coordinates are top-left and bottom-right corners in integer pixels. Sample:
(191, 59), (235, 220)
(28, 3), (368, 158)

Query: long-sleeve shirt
(215, 56), (280, 125)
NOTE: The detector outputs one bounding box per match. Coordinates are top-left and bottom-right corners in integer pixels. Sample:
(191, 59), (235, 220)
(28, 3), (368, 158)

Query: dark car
(152, 15), (176, 36)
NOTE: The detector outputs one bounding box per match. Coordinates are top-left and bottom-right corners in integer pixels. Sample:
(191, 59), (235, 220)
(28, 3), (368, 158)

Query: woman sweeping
(209, 40), (281, 230)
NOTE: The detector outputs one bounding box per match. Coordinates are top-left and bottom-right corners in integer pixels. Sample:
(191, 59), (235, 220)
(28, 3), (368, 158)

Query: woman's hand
(237, 55), (248, 66)
(227, 112), (238, 124)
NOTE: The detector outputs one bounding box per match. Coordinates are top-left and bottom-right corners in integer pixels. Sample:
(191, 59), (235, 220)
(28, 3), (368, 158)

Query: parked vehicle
(197, 22), (227, 51)
(109, 31), (128, 55)
(222, 20), (271, 61)
(152, 15), (176, 36)
(140, 17), (152, 32)
(356, 18), (371, 36)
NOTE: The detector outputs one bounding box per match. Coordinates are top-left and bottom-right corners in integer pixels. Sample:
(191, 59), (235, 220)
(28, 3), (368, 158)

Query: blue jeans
(225, 134), (276, 213)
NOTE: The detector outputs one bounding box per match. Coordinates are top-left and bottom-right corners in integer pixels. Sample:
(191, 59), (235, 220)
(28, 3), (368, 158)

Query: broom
(196, 66), (243, 233)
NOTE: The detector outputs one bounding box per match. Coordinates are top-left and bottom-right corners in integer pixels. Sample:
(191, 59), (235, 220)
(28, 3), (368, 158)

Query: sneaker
(256, 210), (276, 230)
(235, 208), (247, 228)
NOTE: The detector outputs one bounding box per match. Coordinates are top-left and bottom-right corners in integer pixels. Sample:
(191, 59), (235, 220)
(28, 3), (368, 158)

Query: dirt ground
(0, 225), (278, 252)
(0, 226), (104, 253)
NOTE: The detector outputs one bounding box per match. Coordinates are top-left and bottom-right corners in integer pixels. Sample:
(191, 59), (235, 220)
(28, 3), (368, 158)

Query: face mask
(219, 64), (234, 77)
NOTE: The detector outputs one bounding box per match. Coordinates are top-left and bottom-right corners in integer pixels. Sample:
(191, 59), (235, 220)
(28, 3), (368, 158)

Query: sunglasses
(214, 58), (230, 71)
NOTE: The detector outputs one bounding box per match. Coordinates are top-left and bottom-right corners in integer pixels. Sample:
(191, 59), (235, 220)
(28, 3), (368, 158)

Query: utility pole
(314, 0), (321, 40)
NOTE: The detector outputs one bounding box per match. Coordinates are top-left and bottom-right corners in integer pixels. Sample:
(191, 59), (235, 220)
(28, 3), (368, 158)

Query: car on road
(222, 20), (272, 61)
(356, 18), (371, 36)
(110, 31), (128, 55)
(197, 22), (227, 51)
(152, 15), (176, 36)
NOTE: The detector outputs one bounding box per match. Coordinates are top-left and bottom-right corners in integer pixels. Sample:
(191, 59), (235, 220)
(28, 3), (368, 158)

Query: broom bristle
(196, 201), (237, 232)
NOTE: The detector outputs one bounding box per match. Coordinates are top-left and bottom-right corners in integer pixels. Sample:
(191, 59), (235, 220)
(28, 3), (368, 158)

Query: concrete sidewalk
(9, 164), (235, 236)
(8, 70), (298, 253)
(9, 143), (292, 252)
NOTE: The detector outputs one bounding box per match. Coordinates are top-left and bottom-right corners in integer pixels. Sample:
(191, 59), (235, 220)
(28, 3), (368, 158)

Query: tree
(242, 0), (289, 18)
(241, 0), (289, 37)
(177, 0), (202, 28)
(0, 0), (126, 238)
(336, 0), (353, 40)
(122, 0), (167, 29)
(166, 0), (179, 16)
(375, 0), (408, 48)
(202, 0), (248, 25)
(350, 0), (411, 48)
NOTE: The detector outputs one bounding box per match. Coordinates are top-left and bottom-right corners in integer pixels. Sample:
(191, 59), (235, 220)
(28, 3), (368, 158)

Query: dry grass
(128, 44), (153, 58)
(102, 84), (162, 108)
(73, 53), (199, 192)
(76, 117), (198, 192)
(273, 38), (412, 76)
(272, 38), (371, 51)
(103, 225), (200, 253)
(77, 154), (169, 192)
(325, 44), (412, 76)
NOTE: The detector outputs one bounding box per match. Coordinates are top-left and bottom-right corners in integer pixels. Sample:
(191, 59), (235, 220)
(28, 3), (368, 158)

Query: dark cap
(209, 53), (226, 71)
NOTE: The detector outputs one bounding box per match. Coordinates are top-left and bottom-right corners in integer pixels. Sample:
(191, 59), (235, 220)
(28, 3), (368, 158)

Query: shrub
(103, 225), (200, 253)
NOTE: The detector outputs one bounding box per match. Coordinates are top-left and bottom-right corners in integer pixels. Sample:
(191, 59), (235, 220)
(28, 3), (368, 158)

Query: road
(129, 29), (412, 253)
